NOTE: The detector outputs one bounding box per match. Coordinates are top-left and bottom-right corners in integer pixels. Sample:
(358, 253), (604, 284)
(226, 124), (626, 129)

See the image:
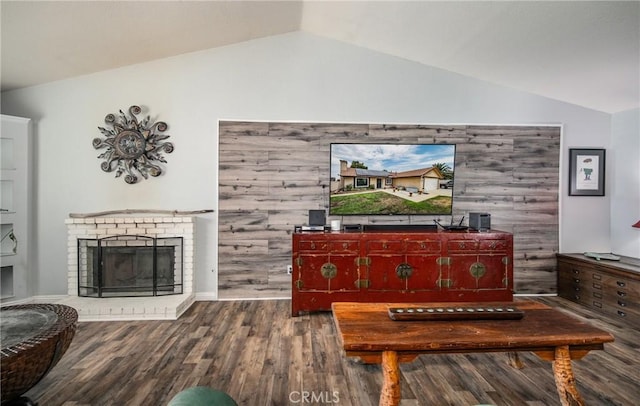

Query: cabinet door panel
(296, 253), (359, 292)
(450, 254), (509, 290)
(368, 253), (441, 291)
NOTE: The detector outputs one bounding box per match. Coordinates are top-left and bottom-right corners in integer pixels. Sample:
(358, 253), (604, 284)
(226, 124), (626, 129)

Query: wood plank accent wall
(218, 121), (560, 299)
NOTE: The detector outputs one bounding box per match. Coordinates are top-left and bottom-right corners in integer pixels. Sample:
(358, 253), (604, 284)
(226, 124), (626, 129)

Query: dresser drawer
(366, 240), (405, 253)
(297, 240), (329, 252)
(327, 240), (360, 253)
(557, 253), (640, 329)
(405, 240), (441, 253)
(598, 301), (640, 328)
(478, 239), (509, 252)
(601, 275), (640, 297)
(447, 240), (479, 251)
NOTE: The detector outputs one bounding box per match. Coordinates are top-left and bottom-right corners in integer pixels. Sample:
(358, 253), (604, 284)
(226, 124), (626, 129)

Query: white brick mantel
(64, 215), (196, 321)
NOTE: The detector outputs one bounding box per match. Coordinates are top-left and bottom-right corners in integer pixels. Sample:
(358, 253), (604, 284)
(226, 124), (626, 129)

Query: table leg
(379, 351), (401, 406)
(552, 345), (585, 406)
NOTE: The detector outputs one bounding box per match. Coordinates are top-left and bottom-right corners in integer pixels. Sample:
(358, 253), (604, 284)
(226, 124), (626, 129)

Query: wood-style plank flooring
(25, 297), (639, 405)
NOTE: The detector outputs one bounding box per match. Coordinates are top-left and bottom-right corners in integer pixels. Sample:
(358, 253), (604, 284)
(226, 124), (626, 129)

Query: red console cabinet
(292, 230), (513, 316)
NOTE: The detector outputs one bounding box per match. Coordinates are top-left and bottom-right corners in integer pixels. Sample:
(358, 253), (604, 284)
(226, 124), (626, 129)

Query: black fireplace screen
(77, 235), (183, 297)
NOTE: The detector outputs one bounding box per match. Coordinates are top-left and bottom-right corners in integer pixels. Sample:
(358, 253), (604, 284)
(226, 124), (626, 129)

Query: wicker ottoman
(1, 304), (78, 405)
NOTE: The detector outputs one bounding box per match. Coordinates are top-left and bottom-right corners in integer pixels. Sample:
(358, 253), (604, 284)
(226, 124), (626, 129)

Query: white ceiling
(1, 1), (638, 113)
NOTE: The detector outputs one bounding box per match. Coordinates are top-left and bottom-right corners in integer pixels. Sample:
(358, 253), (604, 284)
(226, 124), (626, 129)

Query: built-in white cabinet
(1, 115), (32, 303)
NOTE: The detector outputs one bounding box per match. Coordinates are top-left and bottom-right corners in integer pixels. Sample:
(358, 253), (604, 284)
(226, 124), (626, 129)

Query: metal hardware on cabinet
(436, 257), (451, 266)
(396, 263), (413, 279)
(295, 280), (304, 289)
(592, 283), (602, 290)
(572, 269), (579, 274)
(618, 300), (627, 307)
(469, 262), (486, 278)
(593, 292), (602, 299)
(573, 287), (581, 292)
(458, 242), (466, 249)
(296, 257), (303, 267)
(617, 311), (626, 317)
(436, 279), (453, 288)
(320, 263), (337, 279)
(356, 257), (371, 266)
(573, 278), (580, 283)
(616, 281), (626, 287)
(502, 256), (510, 265)
(342, 242), (348, 249)
(355, 279), (370, 288)
(310, 243), (316, 250)
(592, 273), (602, 280)
(617, 291), (626, 297)
(593, 301), (602, 308)
(489, 241), (497, 249)
(502, 277), (509, 287)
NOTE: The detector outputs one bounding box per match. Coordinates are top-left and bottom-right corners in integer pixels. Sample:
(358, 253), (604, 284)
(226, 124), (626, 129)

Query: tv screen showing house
(330, 143), (456, 216)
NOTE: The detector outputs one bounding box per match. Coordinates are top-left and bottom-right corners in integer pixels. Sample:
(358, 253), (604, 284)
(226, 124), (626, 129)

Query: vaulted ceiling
(1, 1), (638, 113)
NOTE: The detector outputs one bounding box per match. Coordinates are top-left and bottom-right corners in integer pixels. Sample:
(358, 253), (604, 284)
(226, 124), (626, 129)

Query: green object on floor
(167, 387), (238, 406)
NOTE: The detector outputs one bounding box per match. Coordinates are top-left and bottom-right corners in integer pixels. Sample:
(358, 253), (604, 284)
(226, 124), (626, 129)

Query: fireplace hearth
(78, 235), (183, 297)
(65, 215), (196, 321)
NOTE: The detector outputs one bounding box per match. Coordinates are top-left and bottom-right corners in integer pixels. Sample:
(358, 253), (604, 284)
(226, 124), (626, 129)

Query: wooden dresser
(557, 253), (640, 328)
(292, 229), (513, 316)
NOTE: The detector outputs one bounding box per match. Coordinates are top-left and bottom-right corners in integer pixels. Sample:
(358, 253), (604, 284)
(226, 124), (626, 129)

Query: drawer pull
(572, 269), (579, 274)
(617, 281), (626, 287)
(573, 278), (580, 283)
(617, 291), (626, 297)
(573, 287), (581, 292)
(592, 283), (601, 290)
(617, 311), (626, 317)
(618, 300), (627, 307)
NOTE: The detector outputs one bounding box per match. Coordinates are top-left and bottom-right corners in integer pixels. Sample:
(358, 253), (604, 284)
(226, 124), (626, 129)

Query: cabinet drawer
(297, 240), (329, 252)
(447, 240), (479, 251)
(601, 291), (640, 313)
(558, 273), (600, 290)
(601, 275), (640, 297)
(366, 240), (405, 252)
(598, 301), (640, 327)
(558, 263), (588, 278)
(478, 239), (509, 251)
(405, 240), (441, 253)
(327, 240), (360, 253)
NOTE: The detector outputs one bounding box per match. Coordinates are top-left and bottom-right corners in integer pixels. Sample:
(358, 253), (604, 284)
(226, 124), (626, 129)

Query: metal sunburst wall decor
(93, 105), (174, 184)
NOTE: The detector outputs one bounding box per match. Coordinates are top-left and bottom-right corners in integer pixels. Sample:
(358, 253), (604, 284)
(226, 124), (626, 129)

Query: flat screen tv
(330, 143), (456, 216)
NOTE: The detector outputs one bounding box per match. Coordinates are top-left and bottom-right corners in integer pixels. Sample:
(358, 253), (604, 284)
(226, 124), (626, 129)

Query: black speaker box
(469, 212), (491, 231)
(308, 210), (326, 226)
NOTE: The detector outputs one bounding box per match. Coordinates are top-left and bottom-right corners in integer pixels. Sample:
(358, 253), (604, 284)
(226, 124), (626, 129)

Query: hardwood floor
(25, 297), (638, 405)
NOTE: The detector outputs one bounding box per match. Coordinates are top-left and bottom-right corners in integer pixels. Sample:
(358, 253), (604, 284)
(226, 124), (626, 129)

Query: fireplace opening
(77, 235), (183, 297)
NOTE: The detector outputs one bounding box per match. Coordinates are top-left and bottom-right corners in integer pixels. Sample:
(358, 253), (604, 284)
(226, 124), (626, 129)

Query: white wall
(0, 32), (620, 298)
(611, 108), (640, 257)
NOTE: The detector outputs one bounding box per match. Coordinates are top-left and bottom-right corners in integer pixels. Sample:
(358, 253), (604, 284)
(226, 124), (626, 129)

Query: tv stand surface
(359, 224), (438, 232)
(292, 229), (513, 316)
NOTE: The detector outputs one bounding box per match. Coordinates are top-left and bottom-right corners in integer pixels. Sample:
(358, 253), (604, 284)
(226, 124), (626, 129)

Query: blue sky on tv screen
(330, 143), (455, 178)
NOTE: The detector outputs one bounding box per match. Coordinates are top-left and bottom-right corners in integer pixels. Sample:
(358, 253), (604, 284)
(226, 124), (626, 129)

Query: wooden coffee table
(332, 300), (614, 406)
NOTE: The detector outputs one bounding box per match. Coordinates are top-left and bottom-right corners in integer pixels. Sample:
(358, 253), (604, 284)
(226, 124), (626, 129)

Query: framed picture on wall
(569, 148), (605, 196)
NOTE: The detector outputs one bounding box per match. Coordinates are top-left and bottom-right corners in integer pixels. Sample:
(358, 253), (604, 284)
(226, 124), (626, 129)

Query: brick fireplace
(64, 215), (196, 321)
